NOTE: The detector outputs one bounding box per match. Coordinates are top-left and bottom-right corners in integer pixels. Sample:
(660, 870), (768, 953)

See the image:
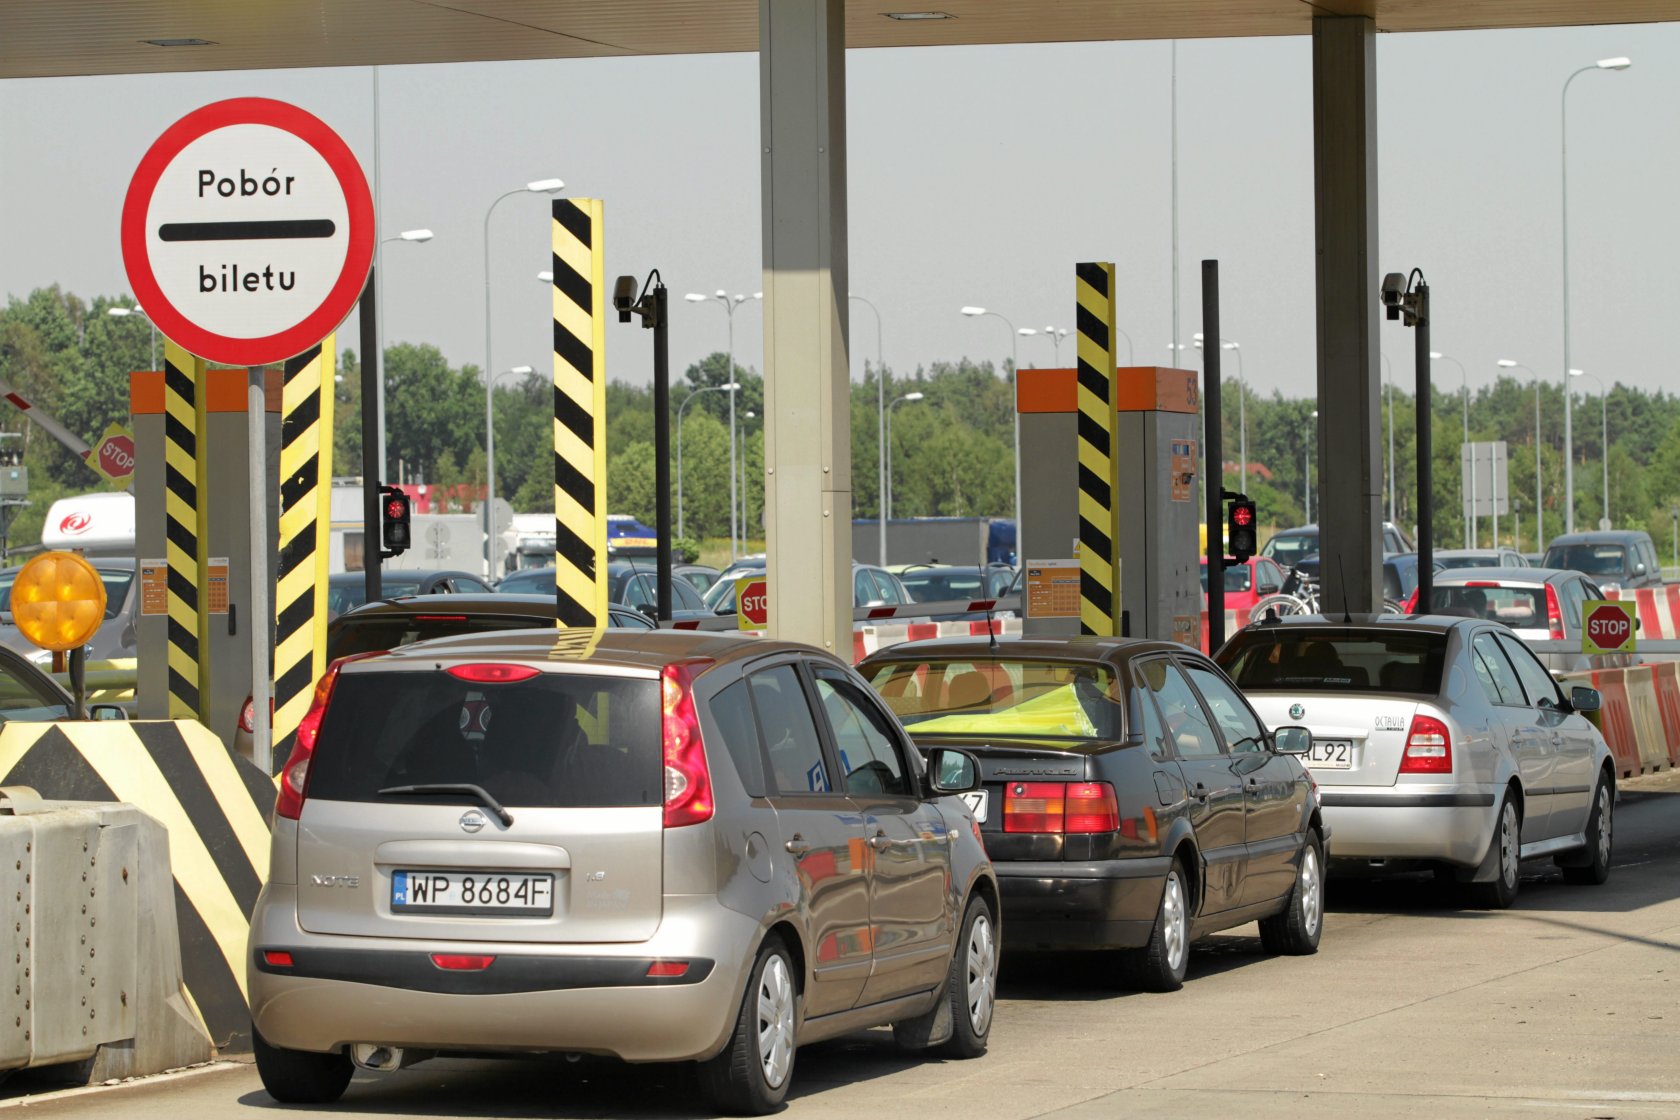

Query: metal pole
(1535, 372), (1543, 551)
(653, 285), (673, 622)
(246, 366), (272, 771)
(886, 402), (895, 523)
(1414, 281), (1433, 610)
(358, 271), (383, 605)
(676, 392), (688, 541)
(1202, 261), (1226, 652)
(1234, 346), (1247, 496)
(1011, 330), (1021, 543)
(1382, 353), (1395, 524)
(1304, 444), (1311, 523)
(482, 190), (521, 576)
(1601, 385), (1609, 527)
(1561, 67), (1588, 536)
(850, 295), (887, 566)
(725, 303), (738, 562)
(372, 66), (388, 482)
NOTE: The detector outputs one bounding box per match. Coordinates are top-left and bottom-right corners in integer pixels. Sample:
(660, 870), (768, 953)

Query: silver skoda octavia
(249, 628), (998, 1115)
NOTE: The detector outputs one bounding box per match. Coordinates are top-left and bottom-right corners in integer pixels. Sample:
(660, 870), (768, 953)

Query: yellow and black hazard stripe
(0, 719), (275, 1051)
(273, 336), (335, 762)
(1075, 262), (1119, 637)
(162, 340), (205, 718)
(551, 198), (608, 629)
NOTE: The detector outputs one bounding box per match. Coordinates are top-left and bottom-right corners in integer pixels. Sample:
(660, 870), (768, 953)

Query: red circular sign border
(121, 97), (374, 367)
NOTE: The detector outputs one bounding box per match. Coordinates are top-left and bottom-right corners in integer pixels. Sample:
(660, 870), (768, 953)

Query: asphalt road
(10, 773), (1680, 1120)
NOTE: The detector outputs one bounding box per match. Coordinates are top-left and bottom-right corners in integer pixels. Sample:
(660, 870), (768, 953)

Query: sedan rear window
(307, 670), (660, 808)
(1427, 585), (1546, 629)
(1217, 628), (1447, 694)
(1544, 543), (1628, 577)
(326, 616), (548, 662)
(866, 659), (1122, 740)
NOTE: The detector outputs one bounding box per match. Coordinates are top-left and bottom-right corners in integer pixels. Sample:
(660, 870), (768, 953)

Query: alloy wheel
(1300, 845), (1323, 939)
(1596, 785), (1613, 866)
(1162, 873), (1187, 973)
(756, 954), (795, 1089)
(966, 913), (997, 1036)
(1499, 801), (1519, 890)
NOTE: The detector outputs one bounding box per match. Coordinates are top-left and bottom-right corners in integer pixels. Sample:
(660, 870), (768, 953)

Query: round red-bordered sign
(120, 98), (374, 367)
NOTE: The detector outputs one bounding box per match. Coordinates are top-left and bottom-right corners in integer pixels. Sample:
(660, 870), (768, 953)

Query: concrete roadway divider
(0, 720), (274, 1053)
(1581, 669), (1644, 778)
(1622, 664), (1672, 773)
(1, 787), (214, 1083)
(1651, 660), (1680, 769)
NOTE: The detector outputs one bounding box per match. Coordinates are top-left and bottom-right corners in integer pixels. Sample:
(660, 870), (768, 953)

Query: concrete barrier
(1622, 664), (1672, 773)
(0, 721), (273, 1052)
(1, 788), (213, 1082)
(1586, 669), (1643, 778)
(1652, 661), (1680, 769)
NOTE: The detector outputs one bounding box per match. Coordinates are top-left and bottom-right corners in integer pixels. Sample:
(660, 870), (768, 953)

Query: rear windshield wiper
(377, 783), (514, 828)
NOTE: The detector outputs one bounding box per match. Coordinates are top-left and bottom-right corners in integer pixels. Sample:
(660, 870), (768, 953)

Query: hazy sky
(2, 20), (1677, 407)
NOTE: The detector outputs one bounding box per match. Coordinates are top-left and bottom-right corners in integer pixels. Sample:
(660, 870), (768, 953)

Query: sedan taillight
(1399, 714), (1452, 774)
(1003, 781), (1118, 834)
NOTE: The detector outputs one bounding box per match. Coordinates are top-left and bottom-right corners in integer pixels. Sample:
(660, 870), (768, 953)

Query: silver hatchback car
(249, 628), (998, 1114)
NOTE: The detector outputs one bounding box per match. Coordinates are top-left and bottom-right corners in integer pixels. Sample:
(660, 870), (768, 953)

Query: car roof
(857, 634), (1204, 665)
(0, 557), (136, 575)
(358, 626), (813, 672)
(330, 569), (476, 583)
(1545, 530), (1651, 545)
(1431, 565), (1574, 584)
(1229, 613), (1471, 636)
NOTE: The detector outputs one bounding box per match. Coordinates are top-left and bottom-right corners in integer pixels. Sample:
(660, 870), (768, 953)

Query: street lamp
(487, 364), (533, 514)
(1431, 351), (1471, 546)
(1017, 326), (1068, 366)
(674, 382), (741, 540)
(375, 228), (433, 478)
(1195, 334), (1247, 495)
(483, 178), (564, 573)
(1378, 352), (1395, 525)
(849, 294), (890, 565)
(961, 307), (1022, 543)
(741, 409), (758, 545)
(1306, 409), (1319, 522)
(686, 291), (762, 561)
(885, 392), (926, 525)
(1499, 359), (1542, 550)
(105, 305), (157, 371)
(1561, 56), (1631, 534)
(1569, 368), (1610, 529)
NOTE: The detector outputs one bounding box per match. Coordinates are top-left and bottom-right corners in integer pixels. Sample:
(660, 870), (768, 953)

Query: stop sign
(736, 576), (769, 629)
(1584, 600), (1635, 654)
(88, 423), (137, 485)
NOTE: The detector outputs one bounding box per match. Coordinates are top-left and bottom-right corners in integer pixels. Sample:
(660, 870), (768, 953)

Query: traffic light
(380, 485), (411, 556)
(1227, 496), (1257, 562)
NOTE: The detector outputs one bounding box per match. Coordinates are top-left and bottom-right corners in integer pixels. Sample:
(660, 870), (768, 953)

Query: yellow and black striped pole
(272, 336), (336, 761)
(162, 340), (206, 718)
(551, 198), (608, 628)
(1075, 261), (1120, 637)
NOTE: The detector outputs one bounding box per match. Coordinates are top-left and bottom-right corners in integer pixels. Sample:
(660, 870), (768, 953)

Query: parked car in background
(704, 559), (914, 615)
(1433, 548), (1529, 570)
(1416, 567), (1628, 673)
(1201, 556), (1289, 620)
(0, 643), (79, 721)
(1543, 530), (1664, 594)
(0, 557), (137, 663)
(249, 630), (998, 1113)
(1262, 522), (1415, 570)
(675, 564), (722, 597)
(1290, 553), (1424, 609)
(496, 563), (711, 618)
(893, 564), (1016, 604)
(859, 635), (1326, 992)
(1216, 615), (1616, 908)
(326, 571), (492, 619)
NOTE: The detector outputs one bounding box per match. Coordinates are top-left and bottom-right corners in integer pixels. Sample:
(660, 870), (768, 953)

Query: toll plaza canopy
(4, 0), (1672, 653)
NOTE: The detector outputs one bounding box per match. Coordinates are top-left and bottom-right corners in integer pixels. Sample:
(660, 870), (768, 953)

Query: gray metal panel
(133, 409), (168, 720)
(204, 409), (256, 751)
(1019, 411), (1079, 637)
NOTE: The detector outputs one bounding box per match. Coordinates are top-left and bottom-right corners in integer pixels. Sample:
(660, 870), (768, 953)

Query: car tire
(253, 1028), (353, 1105)
(1561, 775), (1613, 886)
(1463, 793), (1521, 910)
(1119, 858), (1191, 992)
(1258, 829), (1324, 955)
(896, 893), (998, 1058)
(699, 935), (798, 1116)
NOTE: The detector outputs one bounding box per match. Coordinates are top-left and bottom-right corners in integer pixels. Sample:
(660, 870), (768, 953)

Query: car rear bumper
(1319, 788), (1496, 866)
(248, 885), (755, 1063)
(993, 857), (1169, 951)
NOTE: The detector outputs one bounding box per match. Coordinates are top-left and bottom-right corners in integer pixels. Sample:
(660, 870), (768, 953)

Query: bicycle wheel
(1380, 598), (1406, 615)
(1250, 594), (1311, 624)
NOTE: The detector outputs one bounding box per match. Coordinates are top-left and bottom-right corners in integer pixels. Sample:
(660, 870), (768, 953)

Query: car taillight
(1546, 585), (1566, 640)
(239, 696), (255, 735)
(446, 663), (540, 684)
(1399, 714), (1452, 774)
(661, 660), (715, 828)
(1064, 782), (1120, 833)
(1003, 782), (1066, 833)
(430, 954), (495, 971)
(1402, 589), (1419, 614)
(274, 653), (379, 821)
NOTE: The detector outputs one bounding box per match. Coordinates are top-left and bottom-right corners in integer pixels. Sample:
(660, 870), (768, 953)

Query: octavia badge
(1289, 703), (1305, 720)
(459, 810), (487, 834)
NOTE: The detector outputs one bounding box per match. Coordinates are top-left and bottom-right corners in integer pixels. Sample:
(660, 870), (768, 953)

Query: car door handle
(1192, 782), (1211, 802)
(784, 835), (811, 855)
(869, 832), (896, 851)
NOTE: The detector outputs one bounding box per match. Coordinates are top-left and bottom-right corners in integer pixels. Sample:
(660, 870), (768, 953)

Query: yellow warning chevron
(162, 340), (204, 717)
(551, 199), (608, 628)
(1075, 262), (1119, 637)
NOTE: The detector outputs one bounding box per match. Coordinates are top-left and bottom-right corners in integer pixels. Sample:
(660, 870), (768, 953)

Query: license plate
(392, 870), (554, 916)
(960, 790), (988, 823)
(1307, 739), (1354, 769)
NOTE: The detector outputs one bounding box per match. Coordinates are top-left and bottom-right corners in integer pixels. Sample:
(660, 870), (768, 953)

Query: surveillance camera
(613, 275), (639, 323)
(1381, 272), (1406, 320)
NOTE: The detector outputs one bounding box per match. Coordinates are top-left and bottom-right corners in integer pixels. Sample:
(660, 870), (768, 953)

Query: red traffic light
(1232, 505), (1254, 528)
(386, 498), (406, 520)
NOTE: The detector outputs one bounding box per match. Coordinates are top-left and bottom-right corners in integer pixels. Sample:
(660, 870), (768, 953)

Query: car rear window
(1544, 543), (1628, 577)
(1428, 585), (1545, 629)
(1199, 565), (1252, 593)
(900, 571), (988, 602)
(325, 616), (549, 661)
(866, 658), (1122, 740)
(1216, 628), (1446, 694)
(307, 669), (660, 808)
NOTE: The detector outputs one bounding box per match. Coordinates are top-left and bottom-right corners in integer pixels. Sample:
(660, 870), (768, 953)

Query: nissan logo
(459, 810), (487, 834)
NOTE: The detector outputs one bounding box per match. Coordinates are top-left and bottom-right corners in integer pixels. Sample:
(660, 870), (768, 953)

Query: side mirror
(925, 747), (981, 795)
(1272, 725), (1313, 755)
(1633, 562), (1647, 576)
(634, 603), (657, 618)
(1570, 686), (1601, 714)
(88, 704), (128, 721)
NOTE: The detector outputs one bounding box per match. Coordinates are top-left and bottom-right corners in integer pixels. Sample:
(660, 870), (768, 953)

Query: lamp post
(1569, 368), (1610, 529)
(105, 305), (156, 371)
(1378, 352), (1395, 525)
(1305, 409), (1319, 522)
(483, 178), (564, 574)
(374, 229), (433, 477)
(741, 409), (758, 546)
(674, 382), (740, 540)
(885, 392), (926, 525)
(487, 364), (533, 523)
(849, 294), (889, 565)
(961, 307), (1022, 543)
(686, 291), (762, 561)
(1499, 359), (1541, 550)
(1431, 352), (1471, 545)
(1017, 326), (1068, 366)
(1561, 56), (1632, 535)
(1195, 334), (1246, 494)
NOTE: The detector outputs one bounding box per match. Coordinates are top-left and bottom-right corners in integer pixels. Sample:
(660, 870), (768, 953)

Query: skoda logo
(1289, 703), (1305, 720)
(459, 810), (487, 834)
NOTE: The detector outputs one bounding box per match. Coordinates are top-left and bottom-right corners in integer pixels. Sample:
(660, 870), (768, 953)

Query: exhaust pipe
(350, 1043), (405, 1071)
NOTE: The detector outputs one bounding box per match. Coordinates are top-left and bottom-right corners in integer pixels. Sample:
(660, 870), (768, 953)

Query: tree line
(1, 284), (1677, 559)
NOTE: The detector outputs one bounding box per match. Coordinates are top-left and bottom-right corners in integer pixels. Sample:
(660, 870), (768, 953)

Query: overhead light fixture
(143, 38), (215, 47)
(885, 12), (954, 20)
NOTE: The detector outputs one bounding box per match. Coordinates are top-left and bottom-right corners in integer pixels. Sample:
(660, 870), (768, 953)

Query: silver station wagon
(249, 629), (998, 1115)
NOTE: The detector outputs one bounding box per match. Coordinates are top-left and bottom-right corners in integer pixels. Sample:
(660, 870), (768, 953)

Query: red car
(1200, 556), (1289, 622)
